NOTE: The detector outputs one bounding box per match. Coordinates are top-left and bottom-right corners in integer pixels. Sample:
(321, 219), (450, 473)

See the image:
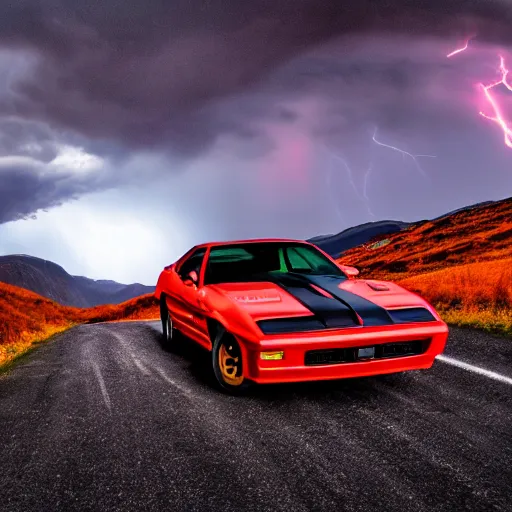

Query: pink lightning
(498, 56), (512, 91)
(478, 54), (512, 148)
(448, 41), (512, 149)
(447, 37), (473, 58)
(479, 78), (512, 148)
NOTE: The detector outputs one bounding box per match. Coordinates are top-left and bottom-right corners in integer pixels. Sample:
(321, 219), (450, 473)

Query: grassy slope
(0, 282), (159, 367)
(399, 259), (512, 335)
(337, 198), (512, 335)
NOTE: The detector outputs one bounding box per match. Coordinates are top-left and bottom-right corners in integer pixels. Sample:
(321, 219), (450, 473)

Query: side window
(285, 247), (313, 271)
(203, 247), (255, 285)
(299, 247), (335, 272)
(283, 246), (343, 275)
(177, 248), (207, 281)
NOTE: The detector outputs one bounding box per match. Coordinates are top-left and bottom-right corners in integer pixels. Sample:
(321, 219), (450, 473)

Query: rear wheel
(212, 329), (251, 394)
(160, 297), (179, 350)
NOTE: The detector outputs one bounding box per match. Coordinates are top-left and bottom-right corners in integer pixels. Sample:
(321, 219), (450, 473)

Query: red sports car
(155, 239), (448, 393)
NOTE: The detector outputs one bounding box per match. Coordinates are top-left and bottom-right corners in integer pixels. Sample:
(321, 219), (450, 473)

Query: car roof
(194, 238), (312, 250)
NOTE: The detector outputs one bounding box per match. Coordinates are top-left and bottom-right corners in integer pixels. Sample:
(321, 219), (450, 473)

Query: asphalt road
(0, 322), (510, 512)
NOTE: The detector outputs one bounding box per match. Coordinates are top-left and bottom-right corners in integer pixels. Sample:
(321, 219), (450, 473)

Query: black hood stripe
(306, 275), (395, 327)
(265, 273), (359, 329)
(265, 273), (394, 328)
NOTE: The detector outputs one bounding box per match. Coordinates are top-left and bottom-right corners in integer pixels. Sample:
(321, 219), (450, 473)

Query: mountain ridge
(0, 255), (154, 308)
(308, 199), (503, 257)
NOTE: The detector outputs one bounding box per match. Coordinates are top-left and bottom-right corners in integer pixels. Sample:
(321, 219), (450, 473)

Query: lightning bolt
(322, 127), (435, 221)
(325, 154), (346, 222)
(447, 42), (512, 150)
(479, 84), (512, 148)
(447, 37), (473, 58)
(363, 163), (373, 204)
(362, 163), (377, 219)
(498, 55), (512, 92)
(478, 56), (512, 148)
(331, 153), (361, 199)
(324, 146), (376, 219)
(371, 127), (436, 178)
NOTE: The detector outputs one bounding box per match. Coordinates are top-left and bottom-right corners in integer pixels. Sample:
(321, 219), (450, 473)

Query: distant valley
(0, 255), (154, 307)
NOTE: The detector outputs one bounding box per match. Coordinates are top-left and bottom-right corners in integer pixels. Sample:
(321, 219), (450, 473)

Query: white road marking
(107, 329), (152, 376)
(154, 367), (194, 397)
(436, 355), (512, 386)
(91, 362), (112, 410)
(130, 354), (151, 376)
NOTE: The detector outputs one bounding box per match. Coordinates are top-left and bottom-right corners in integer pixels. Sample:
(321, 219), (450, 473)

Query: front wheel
(212, 330), (251, 394)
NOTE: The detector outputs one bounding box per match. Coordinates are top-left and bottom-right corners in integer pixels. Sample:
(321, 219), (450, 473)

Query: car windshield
(203, 242), (346, 285)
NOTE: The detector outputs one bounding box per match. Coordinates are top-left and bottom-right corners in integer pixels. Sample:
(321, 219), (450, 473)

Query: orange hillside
(399, 259), (512, 334)
(337, 197), (512, 281)
(0, 282), (159, 367)
(337, 197), (511, 335)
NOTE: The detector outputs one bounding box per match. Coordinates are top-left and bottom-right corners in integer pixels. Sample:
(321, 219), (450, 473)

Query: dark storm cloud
(0, 0), (511, 230)
(0, 157), (107, 223)
(0, 0), (510, 154)
(265, 43), (478, 135)
(0, 118), (58, 162)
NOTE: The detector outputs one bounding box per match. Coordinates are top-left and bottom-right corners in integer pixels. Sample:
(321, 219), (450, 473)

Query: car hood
(209, 281), (312, 320)
(209, 276), (433, 323)
(339, 278), (430, 310)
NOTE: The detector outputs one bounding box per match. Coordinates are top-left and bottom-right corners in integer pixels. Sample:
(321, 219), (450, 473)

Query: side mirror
(183, 270), (199, 287)
(339, 264), (359, 278)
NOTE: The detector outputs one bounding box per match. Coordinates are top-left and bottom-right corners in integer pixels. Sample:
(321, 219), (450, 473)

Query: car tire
(160, 297), (180, 350)
(211, 328), (251, 395)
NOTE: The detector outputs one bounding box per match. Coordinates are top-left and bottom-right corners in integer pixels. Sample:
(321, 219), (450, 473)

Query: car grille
(304, 339), (428, 366)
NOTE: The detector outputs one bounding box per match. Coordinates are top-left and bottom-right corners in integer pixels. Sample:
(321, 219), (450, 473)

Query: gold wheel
(218, 341), (244, 386)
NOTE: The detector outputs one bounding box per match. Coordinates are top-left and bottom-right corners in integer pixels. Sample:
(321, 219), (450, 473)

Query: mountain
(336, 196), (512, 280)
(308, 220), (410, 257)
(0, 255), (154, 308)
(429, 200), (496, 222)
(72, 276), (153, 306)
(309, 199), (504, 258)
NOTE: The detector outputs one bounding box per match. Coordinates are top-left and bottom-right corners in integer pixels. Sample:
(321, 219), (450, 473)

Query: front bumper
(242, 321), (448, 384)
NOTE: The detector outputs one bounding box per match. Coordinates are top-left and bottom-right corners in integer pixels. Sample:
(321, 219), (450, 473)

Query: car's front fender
(199, 287), (262, 345)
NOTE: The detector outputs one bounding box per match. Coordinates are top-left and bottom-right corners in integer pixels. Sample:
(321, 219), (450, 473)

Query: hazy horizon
(1, 194), (510, 286)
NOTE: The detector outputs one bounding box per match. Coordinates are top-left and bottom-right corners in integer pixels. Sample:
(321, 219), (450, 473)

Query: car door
(165, 247), (211, 348)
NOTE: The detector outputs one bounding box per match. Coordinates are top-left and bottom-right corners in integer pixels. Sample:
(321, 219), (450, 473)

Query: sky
(0, 0), (511, 285)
